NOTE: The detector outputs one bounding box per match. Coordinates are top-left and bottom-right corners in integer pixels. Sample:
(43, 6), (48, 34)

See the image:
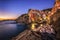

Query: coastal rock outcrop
(16, 14), (29, 24)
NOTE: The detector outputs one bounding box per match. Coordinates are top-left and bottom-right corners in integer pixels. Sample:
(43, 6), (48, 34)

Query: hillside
(16, 14), (29, 24)
(51, 9), (60, 40)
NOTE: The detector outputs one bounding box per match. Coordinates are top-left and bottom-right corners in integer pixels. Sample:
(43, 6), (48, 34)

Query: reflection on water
(0, 21), (27, 40)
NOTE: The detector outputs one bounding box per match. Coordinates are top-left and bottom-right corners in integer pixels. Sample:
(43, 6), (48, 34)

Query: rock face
(11, 30), (42, 40)
(11, 29), (56, 40)
(16, 14), (29, 24)
(51, 9), (60, 40)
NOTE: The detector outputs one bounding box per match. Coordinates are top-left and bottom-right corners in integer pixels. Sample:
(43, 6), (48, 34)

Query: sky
(0, 0), (55, 19)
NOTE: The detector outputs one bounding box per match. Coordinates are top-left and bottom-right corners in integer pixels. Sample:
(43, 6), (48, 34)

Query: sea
(0, 21), (27, 40)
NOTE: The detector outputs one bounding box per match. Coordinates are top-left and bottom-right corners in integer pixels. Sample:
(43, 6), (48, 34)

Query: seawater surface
(0, 21), (27, 40)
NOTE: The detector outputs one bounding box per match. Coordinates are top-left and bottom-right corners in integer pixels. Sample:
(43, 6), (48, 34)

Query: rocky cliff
(51, 9), (60, 40)
(16, 14), (29, 24)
